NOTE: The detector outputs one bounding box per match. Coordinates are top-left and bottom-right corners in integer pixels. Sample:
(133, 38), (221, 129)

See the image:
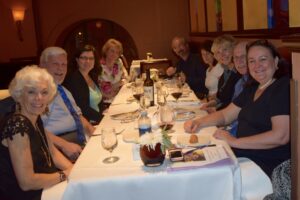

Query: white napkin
(107, 102), (140, 115)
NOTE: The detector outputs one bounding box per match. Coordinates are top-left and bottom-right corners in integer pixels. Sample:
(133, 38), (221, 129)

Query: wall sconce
(12, 8), (25, 41)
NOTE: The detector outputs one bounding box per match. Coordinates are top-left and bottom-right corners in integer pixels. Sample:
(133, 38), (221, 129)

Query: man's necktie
(57, 85), (86, 145)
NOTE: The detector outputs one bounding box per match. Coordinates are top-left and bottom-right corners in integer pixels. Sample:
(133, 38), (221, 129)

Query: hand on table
(213, 128), (237, 147)
(184, 119), (201, 133)
(62, 142), (82, 161)
(63, 166), (73, 180)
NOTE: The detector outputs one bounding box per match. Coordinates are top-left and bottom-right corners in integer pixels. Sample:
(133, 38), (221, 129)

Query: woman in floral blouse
(98, 39), (129, 103)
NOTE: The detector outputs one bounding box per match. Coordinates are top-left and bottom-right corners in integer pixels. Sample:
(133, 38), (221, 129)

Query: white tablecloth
(42, 84), (272, 200)
(60, 124), (241, 200)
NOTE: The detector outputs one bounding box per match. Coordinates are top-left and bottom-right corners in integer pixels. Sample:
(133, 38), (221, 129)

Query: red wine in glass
(159, 123), (173, 131)
(133, 93), (142, 101)
(171, 92), (182, 101)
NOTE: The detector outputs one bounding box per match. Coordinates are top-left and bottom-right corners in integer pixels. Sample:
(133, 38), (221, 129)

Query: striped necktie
(57, 85), (86, 145)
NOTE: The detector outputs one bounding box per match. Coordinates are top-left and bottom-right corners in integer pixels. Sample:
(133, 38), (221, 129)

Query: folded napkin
(168, 99), (201, 106)
(107, 103), (140, 115)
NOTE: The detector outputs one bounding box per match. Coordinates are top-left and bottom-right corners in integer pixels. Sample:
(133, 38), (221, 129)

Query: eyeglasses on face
(79, 56), (95, 61)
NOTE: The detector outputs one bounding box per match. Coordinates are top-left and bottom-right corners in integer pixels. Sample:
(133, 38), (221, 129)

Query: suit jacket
(64, 70), (103, 124)
(216, 68), (241, 110)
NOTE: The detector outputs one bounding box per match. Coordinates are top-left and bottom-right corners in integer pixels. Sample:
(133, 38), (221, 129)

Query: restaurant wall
(0, 0), (190, 63)
(0, 0), (37, 62)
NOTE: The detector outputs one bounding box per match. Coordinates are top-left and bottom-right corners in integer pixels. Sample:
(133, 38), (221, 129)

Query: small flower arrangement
(139, 129), (173, 153)
(100, 81), (112, 93)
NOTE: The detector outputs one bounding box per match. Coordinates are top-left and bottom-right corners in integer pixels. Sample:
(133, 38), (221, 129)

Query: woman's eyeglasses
(79, 56), (95, 61)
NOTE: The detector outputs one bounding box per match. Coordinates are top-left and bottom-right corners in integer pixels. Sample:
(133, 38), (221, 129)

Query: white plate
(176, 134), (210, 147)
(122, 132), (139, 143)
(174, 109), (196, 121)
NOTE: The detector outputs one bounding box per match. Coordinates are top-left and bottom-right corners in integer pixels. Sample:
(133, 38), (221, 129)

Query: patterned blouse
(98, 58), (127, 102)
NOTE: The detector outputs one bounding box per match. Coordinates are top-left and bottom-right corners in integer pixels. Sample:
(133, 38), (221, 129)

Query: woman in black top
(0, 66), (73, 200)
(184, 40), (290, 177)
(64, 45), (103, 125)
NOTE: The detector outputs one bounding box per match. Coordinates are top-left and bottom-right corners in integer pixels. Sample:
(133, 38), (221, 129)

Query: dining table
(42, 81), (273, 200)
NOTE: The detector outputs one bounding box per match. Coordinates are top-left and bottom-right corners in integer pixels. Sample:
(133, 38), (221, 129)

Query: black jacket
(64, 70), (103, 124)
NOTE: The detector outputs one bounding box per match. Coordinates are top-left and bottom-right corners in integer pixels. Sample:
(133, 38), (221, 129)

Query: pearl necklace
(258, 78), (274, 90)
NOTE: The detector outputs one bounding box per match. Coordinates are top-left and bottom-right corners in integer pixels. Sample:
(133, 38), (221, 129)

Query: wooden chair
(120, 54), (130, 74)
(140, 59), (172, 78)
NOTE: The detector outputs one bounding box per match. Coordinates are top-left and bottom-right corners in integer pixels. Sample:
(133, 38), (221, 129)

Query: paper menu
(168, 145), (233, 171)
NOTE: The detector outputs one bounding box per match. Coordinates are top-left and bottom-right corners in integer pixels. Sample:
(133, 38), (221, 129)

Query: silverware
(184, 144), (216, 154)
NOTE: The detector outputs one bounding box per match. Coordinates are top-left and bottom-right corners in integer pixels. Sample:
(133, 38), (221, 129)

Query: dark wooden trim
(290, 79), (299, 200)
(188, 0), (192, 34)
(31, 0), (43, 56)
(204, 0), (208, 32)
(189, 0), (300, 39)
(236, 0), (243, 31)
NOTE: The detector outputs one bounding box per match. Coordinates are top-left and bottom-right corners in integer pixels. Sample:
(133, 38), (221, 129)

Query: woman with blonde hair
(202, 34), (240, 112)
(98, 38), (129, 103)
(0, 66), (73, 200)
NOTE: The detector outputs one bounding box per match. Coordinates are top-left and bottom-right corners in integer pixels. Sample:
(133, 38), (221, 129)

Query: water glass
(101, 128), (119, 164)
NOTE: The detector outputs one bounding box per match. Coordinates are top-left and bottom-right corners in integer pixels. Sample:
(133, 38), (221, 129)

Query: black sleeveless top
(0, 114), (58, 200)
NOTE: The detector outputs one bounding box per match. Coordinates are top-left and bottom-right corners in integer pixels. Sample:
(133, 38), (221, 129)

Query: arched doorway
(55, 18), (138, 73)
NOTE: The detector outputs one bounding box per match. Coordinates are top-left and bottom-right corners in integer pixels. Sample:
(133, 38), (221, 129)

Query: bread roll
(189, 134), (198, 144)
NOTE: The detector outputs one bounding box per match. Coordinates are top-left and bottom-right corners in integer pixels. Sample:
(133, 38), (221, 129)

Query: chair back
(140, 59), (172, 78)
(120, 54), (130, 73)
(0, 90), (9, 100)
(0, 96), (15, 121)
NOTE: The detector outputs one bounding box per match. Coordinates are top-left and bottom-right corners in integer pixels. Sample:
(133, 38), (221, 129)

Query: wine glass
(171, 84), (183, 103)
(174, 72), (185, 89)
(135, 78), (143, 88)
(101, 128), (119, 164)
(140, 95), (150, 110)
(159, 105), (174, 131)
(132, 85), (143, 102)
(157, 89), (166, 107)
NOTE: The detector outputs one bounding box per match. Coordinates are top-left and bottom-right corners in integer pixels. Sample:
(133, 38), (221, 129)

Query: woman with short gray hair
(0, 65), (73, 200)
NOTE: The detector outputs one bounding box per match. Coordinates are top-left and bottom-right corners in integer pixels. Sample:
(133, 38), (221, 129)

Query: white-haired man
(40, 47), (95, 161)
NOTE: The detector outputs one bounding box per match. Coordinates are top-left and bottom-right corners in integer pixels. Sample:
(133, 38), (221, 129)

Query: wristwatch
(58, 171), (66, 182)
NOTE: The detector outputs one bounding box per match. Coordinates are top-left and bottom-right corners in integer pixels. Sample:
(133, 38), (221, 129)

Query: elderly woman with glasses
(201, 35), (241, 112)
(0, 66), (73, 200)
(64, 44), (103, 125)
(184, 39), (290, 178)
(98, 38), (129, 104)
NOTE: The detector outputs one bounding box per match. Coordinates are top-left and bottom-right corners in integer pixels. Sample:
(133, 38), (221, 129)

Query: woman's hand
(61, 142), (82, 161)
(213, 128), (237, 147)
(63, 166), (73, 179)
(184, 119), (201, 133)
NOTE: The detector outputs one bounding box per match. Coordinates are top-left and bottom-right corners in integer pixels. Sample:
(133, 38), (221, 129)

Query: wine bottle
(143, 69), (154, 106)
